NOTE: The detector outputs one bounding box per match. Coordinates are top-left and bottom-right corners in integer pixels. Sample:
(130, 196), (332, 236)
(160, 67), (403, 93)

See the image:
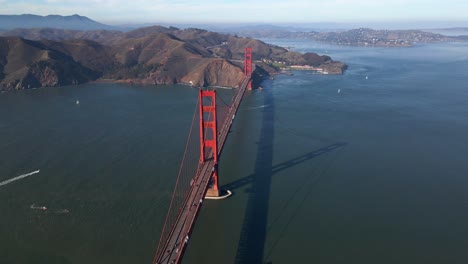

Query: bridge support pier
(205, 167), (220, 197)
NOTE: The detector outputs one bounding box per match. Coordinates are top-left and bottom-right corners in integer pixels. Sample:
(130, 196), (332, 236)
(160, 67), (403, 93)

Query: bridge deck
(155, 76), (250, 264)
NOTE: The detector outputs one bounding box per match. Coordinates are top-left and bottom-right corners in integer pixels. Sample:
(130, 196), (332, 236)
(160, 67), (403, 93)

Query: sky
(1, 0), (468, 26)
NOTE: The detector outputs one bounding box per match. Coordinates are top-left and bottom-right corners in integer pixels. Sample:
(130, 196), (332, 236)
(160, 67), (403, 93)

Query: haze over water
(1, 40), (468, 264)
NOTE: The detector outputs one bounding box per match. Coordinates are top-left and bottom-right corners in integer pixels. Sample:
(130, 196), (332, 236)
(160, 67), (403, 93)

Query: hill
(0, 14), (115, 31)
(0, 37), (100, 90)
(0, 26), (347, 91)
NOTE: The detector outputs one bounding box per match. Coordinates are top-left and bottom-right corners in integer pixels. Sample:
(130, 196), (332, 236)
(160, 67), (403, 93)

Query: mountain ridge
(0, 25), (347, 91)
(0, 14), (116, 31)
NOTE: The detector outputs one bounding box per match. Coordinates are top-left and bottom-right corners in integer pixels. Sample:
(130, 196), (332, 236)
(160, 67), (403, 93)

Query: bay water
(1, 40), (468, 264)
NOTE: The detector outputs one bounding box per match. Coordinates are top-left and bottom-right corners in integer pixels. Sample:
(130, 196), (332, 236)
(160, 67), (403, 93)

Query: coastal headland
(0, 25), (346, 91)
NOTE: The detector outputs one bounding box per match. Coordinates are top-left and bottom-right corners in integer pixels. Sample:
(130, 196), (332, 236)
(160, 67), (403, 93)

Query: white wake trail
(0, 170), (40, 187)
(249, 104), (269, 110)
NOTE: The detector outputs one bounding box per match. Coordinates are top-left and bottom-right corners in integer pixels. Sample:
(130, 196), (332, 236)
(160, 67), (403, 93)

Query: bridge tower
(198, 48), (253, 197)
(244, 47), (253, 90)
(199, 89), (220, 197)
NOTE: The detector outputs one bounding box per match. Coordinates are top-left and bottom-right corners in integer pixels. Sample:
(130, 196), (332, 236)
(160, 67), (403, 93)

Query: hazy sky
(1, 0), (467, 25)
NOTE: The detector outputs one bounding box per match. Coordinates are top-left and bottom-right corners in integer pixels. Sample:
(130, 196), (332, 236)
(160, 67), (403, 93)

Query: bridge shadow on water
(226, 86), (346, 264)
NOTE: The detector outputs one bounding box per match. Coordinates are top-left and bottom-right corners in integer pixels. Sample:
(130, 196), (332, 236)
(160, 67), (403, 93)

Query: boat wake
(0, 170), (40, 187)
(29, 205), (70, 214)
(249, 105), (269, 110)
(30, 204), (47, 211)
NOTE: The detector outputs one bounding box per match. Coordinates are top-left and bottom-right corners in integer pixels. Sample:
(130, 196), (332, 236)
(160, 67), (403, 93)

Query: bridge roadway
(155, 76), (250, 264)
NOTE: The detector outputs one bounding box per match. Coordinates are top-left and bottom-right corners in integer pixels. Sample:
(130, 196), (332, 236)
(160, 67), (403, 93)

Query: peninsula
(0, 17), (347, 91)
(237, 28), (466, 47)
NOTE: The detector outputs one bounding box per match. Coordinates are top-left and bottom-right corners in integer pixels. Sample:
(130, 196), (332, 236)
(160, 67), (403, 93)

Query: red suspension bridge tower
(202, 47), (254, 198)
(244, 47), (253, 90)
(199, 89), (220, 197)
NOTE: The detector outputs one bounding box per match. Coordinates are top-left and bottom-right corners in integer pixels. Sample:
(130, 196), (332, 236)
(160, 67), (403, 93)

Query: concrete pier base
(205, 188), (219, 198)
(205, 190), (232, 200)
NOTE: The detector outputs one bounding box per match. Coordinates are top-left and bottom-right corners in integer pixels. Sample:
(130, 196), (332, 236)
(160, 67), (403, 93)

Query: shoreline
(91, 78), (239, 89)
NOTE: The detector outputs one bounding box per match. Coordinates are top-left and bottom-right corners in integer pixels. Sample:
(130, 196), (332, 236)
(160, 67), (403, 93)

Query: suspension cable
(153, 94), (200, 263)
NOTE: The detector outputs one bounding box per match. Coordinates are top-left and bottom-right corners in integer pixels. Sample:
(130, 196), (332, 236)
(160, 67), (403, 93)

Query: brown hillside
(112, 33), (206, 66)
(225, 35), (287, 60)
(42, 39), (115, 72)
(0, 37), (99, 91)
(0, 25), (348, 91)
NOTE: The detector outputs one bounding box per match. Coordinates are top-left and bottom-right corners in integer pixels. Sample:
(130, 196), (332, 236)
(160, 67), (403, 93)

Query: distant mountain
(0, 28), (123, 43)
(456, 35), (468, 41)
(441, 27), (468, 31)
(0, 14), (116, 31)
(423, 27), (468, 37)
(209, 24), (341, 34)
(0, 26), (347, 91)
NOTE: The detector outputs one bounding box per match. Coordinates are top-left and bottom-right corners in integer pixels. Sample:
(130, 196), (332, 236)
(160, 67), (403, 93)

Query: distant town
(237, 28), (467, 47)
(311, 28), (458, 47)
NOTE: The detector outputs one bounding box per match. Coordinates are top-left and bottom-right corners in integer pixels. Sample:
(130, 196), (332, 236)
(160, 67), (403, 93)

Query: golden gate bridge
(153, 47), (253, 264)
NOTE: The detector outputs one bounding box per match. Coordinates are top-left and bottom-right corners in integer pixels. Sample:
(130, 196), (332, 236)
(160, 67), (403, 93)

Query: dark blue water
(1, 40), (468, 264)
(0, 84), (202, 263)
(184, 40), (468, 264)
